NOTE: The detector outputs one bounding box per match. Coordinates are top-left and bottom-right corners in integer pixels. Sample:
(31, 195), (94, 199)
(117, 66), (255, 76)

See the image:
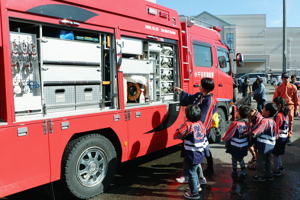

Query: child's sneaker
(176, 176), (188, 183)
(273, 170), (282, 177)
(252, 175), (266, 182)
(239, 170), (247, 180)
(184, 191), (201, 200)
(185, 185), (202, 193)
(199, 177), (207, 185)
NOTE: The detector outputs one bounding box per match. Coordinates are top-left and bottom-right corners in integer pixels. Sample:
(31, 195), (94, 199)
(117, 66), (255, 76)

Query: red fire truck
(0, 0), (242, 199)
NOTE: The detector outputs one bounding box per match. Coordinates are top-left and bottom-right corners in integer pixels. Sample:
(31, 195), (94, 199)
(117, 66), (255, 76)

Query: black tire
(217, 108), (227, 138)
(208, 128), (220, 143)
(208, 108), (227, 143)
(209, 108), (227, 143)
(62, 134), (117, 199)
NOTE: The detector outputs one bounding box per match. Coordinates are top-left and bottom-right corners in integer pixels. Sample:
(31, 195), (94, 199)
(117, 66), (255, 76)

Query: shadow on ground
(5, 138), (300, 200)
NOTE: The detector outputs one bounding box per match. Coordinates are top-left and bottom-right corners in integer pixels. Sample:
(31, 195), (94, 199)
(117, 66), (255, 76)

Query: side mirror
(235, 53), (244, 67)
(218, 56), (226, 68)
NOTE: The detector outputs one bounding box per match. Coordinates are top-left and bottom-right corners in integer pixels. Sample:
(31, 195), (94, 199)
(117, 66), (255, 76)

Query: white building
(194, 12), (300, 75)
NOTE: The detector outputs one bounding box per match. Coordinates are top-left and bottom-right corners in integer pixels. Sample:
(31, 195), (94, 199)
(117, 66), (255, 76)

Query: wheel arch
(61, 128), (123, 170)
(216, 101), (230, 120)
(59, 128), (122, 198)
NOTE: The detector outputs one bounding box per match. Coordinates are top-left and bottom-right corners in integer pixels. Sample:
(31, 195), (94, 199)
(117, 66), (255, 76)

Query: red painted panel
(127, 105), (184, 159)
(0, 122), (50, 197)
(48, 111), (129, 181)
(6, 0), (180, 40)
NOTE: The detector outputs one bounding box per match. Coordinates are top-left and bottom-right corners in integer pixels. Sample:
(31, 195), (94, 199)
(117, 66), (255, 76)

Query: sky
(156, 0), (300, 27)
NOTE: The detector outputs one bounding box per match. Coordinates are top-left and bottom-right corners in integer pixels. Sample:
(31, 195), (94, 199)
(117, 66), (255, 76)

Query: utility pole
(282, 0), (287, 72)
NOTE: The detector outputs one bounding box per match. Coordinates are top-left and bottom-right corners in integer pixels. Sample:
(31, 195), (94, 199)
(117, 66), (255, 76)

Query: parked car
(237, 73), (267, 85)
(271, 74), (282, 85)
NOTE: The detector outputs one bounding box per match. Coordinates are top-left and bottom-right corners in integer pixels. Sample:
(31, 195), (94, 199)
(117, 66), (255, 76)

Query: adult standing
(241, 76), (252, 105)
(233, 74), (239, 103)
(253, 76), (266, 113)
(290, 74), (296, 84)
(252, 77), (259, 93)
(273, 72), (299, 144)
(291, 74), (300, 90)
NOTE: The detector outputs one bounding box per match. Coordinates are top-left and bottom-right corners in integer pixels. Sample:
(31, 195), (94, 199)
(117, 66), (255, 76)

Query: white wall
(218, 14), (300, 74)
(217, 15), (266, 55)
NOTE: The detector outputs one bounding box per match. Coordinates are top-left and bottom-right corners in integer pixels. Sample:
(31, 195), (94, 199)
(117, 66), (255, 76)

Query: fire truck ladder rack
(181, 17), (191, 80)
(181, 16), (215, 29)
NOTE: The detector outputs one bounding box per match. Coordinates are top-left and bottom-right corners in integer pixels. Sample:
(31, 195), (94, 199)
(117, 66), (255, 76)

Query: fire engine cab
(0, 0), (242, 199)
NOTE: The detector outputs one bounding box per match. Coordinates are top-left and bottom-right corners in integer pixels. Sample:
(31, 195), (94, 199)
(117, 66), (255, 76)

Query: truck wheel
(217, 108), (226, 139)
(62, 134), (117, 199)
(208, 128), (220, 143)
(209, 108), (226, 143)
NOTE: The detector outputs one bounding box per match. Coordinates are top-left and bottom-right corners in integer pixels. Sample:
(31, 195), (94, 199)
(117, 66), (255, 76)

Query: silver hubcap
(76, 146), (107, 187)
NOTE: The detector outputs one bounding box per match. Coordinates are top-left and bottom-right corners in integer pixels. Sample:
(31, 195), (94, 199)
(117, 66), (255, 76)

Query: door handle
(193, 84), (200, 88)
(218, 83), (223, 87)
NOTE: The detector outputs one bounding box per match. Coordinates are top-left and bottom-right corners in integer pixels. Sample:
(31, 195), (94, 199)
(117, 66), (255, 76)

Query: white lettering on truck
(145, 25), (176, 35)
(194, 71), (214, 78)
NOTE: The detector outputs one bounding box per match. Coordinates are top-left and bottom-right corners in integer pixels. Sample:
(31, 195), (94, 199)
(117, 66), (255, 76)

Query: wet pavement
(6, 85), (300, 200)
(90, 128), (300, 200)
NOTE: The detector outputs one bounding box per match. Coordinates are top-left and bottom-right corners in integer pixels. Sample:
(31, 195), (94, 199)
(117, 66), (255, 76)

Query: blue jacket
(174, 121), (209, 165)
(275, 113), (289, 141)
(180, 91), (216, 128)
(253, 83), (266, 101)
(222, 120), (249, 159)
(273, 112), (289, 155)
(252, 117), (277, 154)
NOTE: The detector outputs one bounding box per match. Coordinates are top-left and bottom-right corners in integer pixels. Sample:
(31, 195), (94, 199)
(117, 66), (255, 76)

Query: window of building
(193, 43), (212, 67)
(226, 33), (234, 50)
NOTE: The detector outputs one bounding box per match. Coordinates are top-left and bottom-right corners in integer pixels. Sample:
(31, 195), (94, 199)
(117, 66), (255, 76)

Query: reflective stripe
(257, 138), (276, 145)
(184, 140), (209, 148)
(230, 141), (248, 148)
(280, 130), (288, 134)
(279, 134), (288, 138)
(231, 137), (248, 143)
(260, 134), (276, 141)
(184, 146), (206, 152)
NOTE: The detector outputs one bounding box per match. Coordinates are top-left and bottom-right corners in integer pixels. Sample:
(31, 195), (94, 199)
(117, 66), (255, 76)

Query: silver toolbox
(75, 85), (101, 109)
(44, 86), (75, 112)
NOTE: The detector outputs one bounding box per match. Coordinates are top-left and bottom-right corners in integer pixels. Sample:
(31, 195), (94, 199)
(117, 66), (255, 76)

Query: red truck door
(215, 46), (233, 101)
(0, 122), (50, 197)
(190, 40), (217, 95)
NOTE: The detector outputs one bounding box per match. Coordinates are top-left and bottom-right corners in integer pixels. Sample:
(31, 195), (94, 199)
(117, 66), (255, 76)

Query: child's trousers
(232, 156), (246, 171)
(257, 152), (272, 178)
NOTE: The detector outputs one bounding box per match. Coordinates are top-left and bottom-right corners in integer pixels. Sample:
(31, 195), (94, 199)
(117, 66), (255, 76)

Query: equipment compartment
(42, 64), (101, 82)
(121, 37), (179, 106)
(120, 59), (154, 74)
(44, 86), (75, 112)
(75, 85), (101, 109)
(10, 32), (42, 114)
(41, 37), (101, 65)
